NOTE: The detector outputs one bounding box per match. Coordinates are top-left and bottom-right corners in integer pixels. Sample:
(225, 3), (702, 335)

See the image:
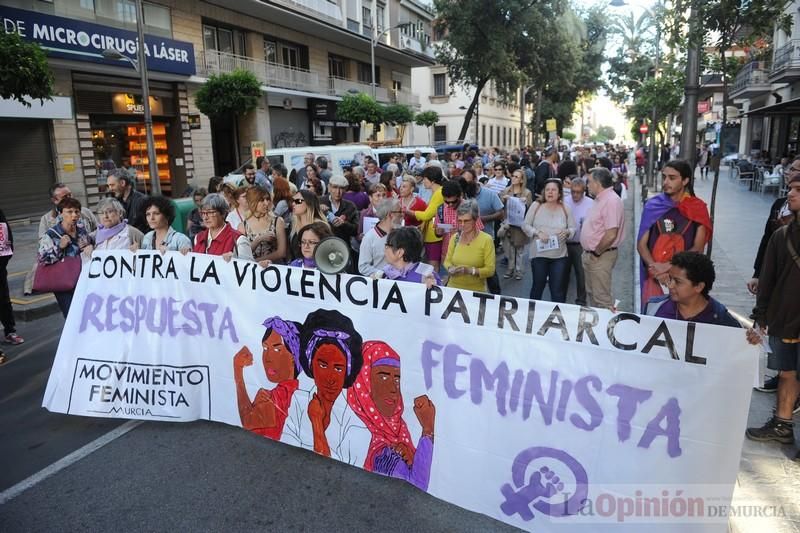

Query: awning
(745, 96), (800, 116)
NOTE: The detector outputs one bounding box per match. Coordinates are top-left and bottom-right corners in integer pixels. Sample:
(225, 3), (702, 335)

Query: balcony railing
(773, 39), (800, 73)
(198, 50), (325, 94)
(731, 60), (771, 96)
(270, 0), (343, 23)
(328, 77), (389, 102)
(391, 89), (420, 107)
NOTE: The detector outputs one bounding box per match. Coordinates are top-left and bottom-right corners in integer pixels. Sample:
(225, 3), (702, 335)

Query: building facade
(0, 0), (435, 219)
(409, 67), (533, 149)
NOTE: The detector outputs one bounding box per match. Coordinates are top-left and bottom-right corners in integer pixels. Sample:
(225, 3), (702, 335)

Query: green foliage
(594, 125), (616, 142)
(382, 103), (414, 126)
(194, 69), (261, 118)
(626, 70), (684, 129)
(0, 31), (53, 106)
(562, 131), (577, 141)
(414, 110), (439, 128)
(336, 92), (383, 125)
(605, 11), (656, 105)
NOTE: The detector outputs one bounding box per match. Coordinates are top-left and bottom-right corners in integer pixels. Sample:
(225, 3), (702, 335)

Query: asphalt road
(0, 193), (634, 531)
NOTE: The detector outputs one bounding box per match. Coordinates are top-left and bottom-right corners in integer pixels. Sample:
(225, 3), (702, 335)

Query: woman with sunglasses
(288, 190), (329, 262)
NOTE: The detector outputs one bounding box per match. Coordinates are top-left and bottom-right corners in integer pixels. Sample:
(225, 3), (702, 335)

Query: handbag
(33, 256), (82, 293)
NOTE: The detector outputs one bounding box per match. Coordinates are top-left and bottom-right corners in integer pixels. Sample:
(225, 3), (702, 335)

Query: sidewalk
(634, 167), (800, 532)
(6, 219), (60, 321)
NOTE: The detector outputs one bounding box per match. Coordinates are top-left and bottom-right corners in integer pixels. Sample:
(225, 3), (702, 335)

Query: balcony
(396, 33), (434, 59)
(770, 39), (800, 82)
(270, 0), (343, 24)
(390, 89), (420, 107)
(730, 60), (772, 100)
(328, 77), (389, 102)
(198, 50), (325, 94)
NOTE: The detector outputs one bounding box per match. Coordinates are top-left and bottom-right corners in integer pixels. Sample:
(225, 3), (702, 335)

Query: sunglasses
(292, 198), (305, 205)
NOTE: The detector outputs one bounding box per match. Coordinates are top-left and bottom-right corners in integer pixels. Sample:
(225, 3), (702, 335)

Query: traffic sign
(639, 123), (649, 134)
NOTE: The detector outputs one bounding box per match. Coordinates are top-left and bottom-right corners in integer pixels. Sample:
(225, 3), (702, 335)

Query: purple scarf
(638, 194), (678, 295)
(383, 262), (417, 280)
(95, 220), (128, 246)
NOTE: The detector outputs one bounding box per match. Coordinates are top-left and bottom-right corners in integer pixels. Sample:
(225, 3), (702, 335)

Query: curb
(13, 298), (61, 321)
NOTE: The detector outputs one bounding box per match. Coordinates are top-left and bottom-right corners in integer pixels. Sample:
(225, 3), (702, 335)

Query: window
(143, 3), (171, 33)
(376, 3), (385, 33)
(502, 127), (506, 146)
(362, 6), (372, 33)
(433, 24), (445, 42)
(392, 80), (402, 92)
(482, 124), (486, 147)
(433, 73), (446, 96)
(204, 24), (246, 55)
(434, 125), (447, 143)
(265, 38), (309, 69)
(489, 125), (493, 146)
(329, 55), (347, 79)
(357, 62), (379, 85)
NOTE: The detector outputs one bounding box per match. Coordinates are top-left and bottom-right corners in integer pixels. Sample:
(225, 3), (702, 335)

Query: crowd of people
(1, 141), (799, 465)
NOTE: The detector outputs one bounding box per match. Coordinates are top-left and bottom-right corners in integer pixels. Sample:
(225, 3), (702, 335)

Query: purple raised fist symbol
(499, 447), (588, 521)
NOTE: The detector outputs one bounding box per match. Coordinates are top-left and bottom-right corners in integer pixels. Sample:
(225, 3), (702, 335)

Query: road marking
(0, 420), (143, 506)
(8, 271), (26, 279)
(10, 295), (53, 305)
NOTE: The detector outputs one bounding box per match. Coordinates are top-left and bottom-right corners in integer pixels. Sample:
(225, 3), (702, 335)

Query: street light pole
(520, 84), (534, 149)
(135, 0), (160, 195)
(370, 19), (413, 101)
(679, 3), (700, 167)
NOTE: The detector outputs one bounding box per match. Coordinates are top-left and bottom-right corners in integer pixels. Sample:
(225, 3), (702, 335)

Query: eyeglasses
(292, 198), (305, 205)
(494, 168), (504, 172)
(200, 210), (219, 217)
(300, 239), (320, 247)
(98, 209), (118, 216)
(444, 199), (460, 205)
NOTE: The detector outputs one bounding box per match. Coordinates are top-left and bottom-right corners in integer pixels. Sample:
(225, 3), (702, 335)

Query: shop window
(434, 125), (447, 143)
(329, 54), (347, 79)
(433, 73), (446, 96)
(91, 120), (172, 195)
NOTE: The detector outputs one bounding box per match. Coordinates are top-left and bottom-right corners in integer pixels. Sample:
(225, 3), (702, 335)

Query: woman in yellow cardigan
(444, 199), (496, 292)
(407, 166), (445, 272)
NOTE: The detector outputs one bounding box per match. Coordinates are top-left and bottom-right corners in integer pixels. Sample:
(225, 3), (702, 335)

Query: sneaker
(503, 272), (513, 279)
(745, 417), (795, 444)
(3, 333), (24, 345)
(515, 273), (523, 280)
(755, 375), (778, 393)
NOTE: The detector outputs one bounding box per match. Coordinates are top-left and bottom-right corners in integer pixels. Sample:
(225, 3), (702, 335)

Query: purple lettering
(118, 297), (134, 332)
(570, 375), (603, 431)
(469, 358), (510, 415)
(166, 297), (180, 337)
(197, 302), (218, 337)
(420, 340), (443, 390)
(522, 370), (559, 424)
(556, 379), (572, 422)
(638, 397), (682, 457)
(443, 343), (469, 398)
(606, 384), (653, 442)
(79, 292), (104, 333)
(134, 296), (148, 333)
(181, 301), (201, 336)
(105, 295), (119, 332)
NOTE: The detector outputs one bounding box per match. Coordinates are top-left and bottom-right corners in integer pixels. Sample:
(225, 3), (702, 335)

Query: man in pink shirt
(579, 167), (626, 309)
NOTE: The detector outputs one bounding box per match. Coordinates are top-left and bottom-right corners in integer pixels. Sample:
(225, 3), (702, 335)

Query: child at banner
(347, 341), (435, 491)
(300, 309), (364, 457)
(232, 316), (303, 440)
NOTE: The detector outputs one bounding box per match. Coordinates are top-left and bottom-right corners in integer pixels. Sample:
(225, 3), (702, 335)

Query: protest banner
(44, 251), (757, 531)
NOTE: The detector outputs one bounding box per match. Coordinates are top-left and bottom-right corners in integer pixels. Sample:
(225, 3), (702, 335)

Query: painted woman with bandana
(233, 316), (303, 440)
(347, 341), (436, 491)
(300, 309), (364, 457)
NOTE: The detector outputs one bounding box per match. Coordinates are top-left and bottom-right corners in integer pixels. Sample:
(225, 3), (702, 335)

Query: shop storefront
(309, 99), (360, 146)
(73, 73), (186, 199)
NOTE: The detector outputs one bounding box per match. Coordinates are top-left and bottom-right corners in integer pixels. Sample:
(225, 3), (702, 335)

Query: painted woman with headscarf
(346, 341), (435, 491)
(233, 316), (302, 440)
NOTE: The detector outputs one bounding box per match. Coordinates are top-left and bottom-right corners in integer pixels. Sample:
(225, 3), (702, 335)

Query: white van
(267, 144), (375, 176)
(373, 146), (436, 170)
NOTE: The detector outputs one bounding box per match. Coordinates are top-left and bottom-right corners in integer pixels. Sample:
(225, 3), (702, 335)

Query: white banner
(44, 251), (757, 531)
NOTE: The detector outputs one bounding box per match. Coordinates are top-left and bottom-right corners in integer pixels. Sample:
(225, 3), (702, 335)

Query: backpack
(650, 216), (691, 263)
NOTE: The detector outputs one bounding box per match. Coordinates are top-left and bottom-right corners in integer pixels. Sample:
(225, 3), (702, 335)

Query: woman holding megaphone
(288, 222), (333, 270)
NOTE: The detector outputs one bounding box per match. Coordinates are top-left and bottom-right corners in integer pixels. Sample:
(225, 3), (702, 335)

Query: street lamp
(610, 0), (660, 195)
(101, 0), (160, 195)
(370, 20), (413, 99)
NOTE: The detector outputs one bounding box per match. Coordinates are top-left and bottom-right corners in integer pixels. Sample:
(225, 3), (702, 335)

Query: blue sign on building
(0, 5), (196, 76)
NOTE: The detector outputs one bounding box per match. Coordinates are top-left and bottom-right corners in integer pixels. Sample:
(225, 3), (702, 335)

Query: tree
(337, 92), (383, 140)
(596, 125), (616, 142)
(415, 110), (439, 144)
(664, 0), (791, 255)
(194, 69), (262, 118)
(433, 0), (566, 142)
(194, 69), (262, 169)
(562, 131), (577, 141)
(382, 103), (415, 142)
(0, 31), (54, 106)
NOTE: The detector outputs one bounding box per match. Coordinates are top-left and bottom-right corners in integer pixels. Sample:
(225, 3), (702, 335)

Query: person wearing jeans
(523, 179), (576, 302)
(0, 209), (24, 363)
